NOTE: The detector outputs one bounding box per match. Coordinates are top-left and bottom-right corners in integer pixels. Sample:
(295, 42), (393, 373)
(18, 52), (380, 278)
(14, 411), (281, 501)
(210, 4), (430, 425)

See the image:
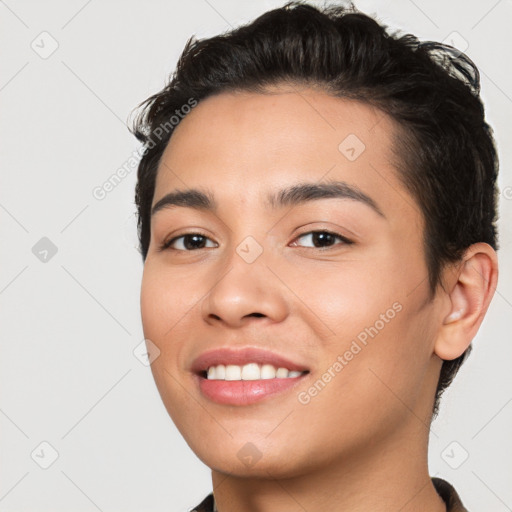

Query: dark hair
(130, 1), (499, 417)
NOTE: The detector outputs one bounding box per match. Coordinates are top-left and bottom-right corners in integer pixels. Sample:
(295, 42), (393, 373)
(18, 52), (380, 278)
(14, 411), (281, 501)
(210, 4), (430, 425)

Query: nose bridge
(200, 233), (288, 327)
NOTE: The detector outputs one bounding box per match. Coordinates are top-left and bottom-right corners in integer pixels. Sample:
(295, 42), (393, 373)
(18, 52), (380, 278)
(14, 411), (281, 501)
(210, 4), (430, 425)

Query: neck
(211, 423), (446, 512)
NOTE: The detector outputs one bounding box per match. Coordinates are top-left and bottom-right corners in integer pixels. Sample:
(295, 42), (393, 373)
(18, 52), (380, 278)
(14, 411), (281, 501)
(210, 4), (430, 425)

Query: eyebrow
(151, 180), (385, 218)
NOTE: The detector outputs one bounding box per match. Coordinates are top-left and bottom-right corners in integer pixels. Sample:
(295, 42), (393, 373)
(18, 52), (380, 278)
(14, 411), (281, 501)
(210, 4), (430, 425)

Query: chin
(186, 433), (321, 480)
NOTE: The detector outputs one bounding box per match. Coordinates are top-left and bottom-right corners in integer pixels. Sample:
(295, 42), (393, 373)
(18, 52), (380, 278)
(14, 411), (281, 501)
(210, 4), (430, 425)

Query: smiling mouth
(195, 366), (310, 405)
(199, 362), (309, 381)
(191, 346), (311, 404)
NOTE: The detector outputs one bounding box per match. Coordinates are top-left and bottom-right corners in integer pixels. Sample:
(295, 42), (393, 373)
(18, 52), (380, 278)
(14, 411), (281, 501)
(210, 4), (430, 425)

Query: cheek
(140, 264), (195, 339)
(140, 265), (197, 426)
(289, 259), (399, 340)
(140, 265), (194, 387)
(290, 314), (427, 457)
(293, 260), (429, 408)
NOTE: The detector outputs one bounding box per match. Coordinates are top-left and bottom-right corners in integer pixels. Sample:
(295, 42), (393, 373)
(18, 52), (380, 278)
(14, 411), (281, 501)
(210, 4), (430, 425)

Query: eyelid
(159, 227), (354, 252)
(159, 230), (217, 251)
(291, 229), (354, 248)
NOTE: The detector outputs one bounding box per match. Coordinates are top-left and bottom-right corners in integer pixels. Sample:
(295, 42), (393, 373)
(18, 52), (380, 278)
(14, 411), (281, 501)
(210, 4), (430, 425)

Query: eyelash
(158, 230), (353, 252)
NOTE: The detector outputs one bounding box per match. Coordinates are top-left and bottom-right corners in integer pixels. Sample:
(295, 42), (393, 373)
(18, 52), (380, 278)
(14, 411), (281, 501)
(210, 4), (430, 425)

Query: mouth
(200, 363), (308, 381)
(191, 347), (310, 405)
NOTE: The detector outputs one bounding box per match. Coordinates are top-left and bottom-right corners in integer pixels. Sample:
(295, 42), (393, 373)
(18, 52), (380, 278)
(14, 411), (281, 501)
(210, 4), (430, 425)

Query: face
(140, 86), (444, 478)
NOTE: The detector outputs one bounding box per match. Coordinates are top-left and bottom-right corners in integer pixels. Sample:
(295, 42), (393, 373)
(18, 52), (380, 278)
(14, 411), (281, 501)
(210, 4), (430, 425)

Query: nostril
(248, 313), (265, 318)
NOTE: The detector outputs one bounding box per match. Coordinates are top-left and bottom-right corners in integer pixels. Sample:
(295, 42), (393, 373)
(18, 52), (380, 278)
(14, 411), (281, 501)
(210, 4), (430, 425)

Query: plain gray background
(1, 0), (511, 510)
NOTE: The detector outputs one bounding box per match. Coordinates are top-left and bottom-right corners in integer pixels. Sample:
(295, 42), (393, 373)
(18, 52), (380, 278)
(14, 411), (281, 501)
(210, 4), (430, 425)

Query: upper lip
(191, 347), (310, 374)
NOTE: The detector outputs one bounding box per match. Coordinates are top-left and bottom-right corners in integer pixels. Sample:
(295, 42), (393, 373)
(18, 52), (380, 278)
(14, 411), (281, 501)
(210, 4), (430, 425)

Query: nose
(200, 248), (289, 329)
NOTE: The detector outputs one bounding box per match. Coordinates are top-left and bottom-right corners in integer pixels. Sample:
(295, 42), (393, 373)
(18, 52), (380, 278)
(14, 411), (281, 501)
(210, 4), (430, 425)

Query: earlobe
(434, 243), (498, 361)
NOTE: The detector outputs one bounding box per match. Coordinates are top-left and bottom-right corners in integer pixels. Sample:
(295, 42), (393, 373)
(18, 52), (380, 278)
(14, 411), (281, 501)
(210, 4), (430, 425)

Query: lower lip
(196, 373), (308, 405)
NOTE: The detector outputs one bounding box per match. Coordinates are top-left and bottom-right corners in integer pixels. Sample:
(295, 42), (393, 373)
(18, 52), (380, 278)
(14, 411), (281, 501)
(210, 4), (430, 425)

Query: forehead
(153, 87), (418, 223)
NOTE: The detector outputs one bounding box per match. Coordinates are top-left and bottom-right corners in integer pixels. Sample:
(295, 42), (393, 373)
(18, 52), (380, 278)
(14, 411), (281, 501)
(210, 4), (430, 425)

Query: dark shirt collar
(432, 477), (468, 511)
(192, 477), (468, 511)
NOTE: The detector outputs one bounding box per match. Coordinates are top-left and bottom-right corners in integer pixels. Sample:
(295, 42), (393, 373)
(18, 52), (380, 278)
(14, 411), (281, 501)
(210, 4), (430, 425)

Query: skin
(140, 85), (498, 511)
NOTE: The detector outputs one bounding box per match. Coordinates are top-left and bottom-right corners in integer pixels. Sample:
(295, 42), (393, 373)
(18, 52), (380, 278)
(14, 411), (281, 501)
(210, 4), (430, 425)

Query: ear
(434, 243), (499, 361)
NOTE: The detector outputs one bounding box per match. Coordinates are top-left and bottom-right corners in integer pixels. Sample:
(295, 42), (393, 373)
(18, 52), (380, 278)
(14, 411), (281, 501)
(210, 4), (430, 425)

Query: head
(131, 1), (498, 477)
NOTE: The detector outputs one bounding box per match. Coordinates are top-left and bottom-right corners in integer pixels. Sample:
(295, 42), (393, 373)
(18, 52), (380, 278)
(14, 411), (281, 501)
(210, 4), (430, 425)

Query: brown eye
(293, 230), (353, 248)
(162, 233), (217, 251)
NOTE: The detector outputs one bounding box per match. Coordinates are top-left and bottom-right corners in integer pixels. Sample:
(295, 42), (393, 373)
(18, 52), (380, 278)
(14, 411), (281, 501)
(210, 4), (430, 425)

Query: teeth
(261, 364), (276, 379)
(216, 364), (226, 379)
(225, 365), (242, 380)
(205, 363), (306, 380)
(241, 363), (260, 380)
(276, 367), (289, 378)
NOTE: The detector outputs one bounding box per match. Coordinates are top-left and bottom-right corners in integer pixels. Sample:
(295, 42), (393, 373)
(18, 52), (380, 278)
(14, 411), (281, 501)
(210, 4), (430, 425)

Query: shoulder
(191, 481), (469, 511)
(190, 492), (214, 512)
(432, 477), (469, 512)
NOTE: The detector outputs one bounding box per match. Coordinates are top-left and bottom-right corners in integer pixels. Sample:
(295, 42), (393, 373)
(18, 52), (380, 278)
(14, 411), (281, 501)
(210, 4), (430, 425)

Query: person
(130, 2), (499, 510)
